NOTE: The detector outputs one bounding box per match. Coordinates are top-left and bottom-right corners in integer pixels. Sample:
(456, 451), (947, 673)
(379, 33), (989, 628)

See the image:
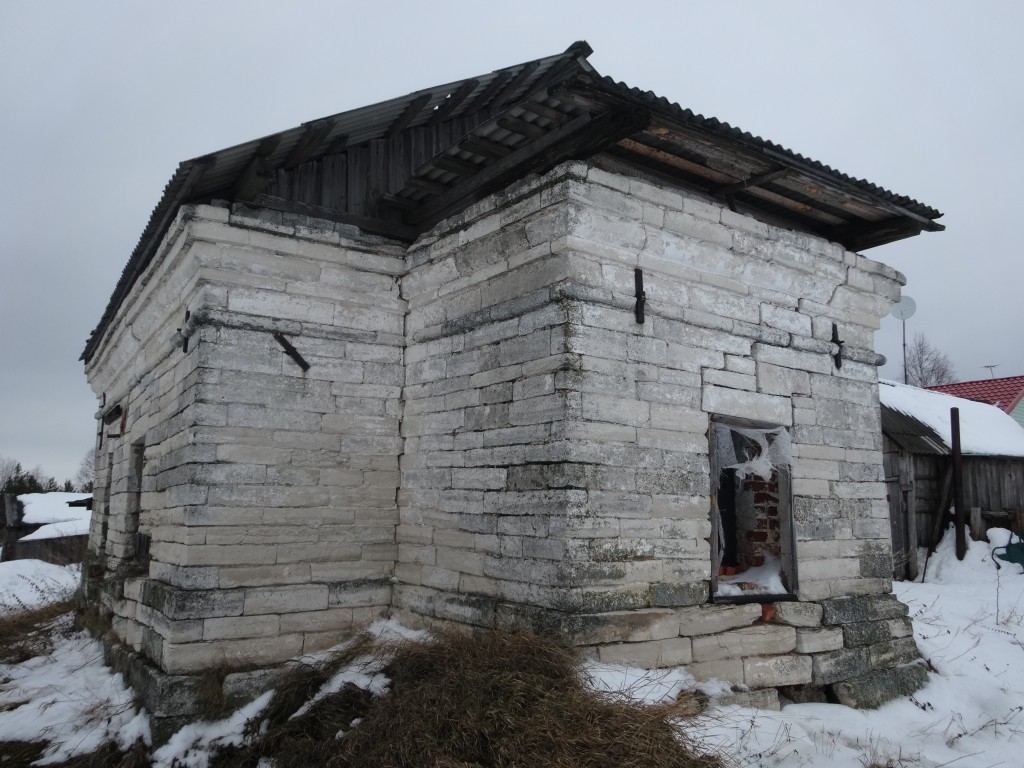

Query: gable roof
(927, 375), (1024, 414)
(83, 42), (944, 363)
(880, 380), (1024, 457)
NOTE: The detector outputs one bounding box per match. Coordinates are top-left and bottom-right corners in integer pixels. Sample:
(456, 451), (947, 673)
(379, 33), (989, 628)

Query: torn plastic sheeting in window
(714, 423), (792, 481)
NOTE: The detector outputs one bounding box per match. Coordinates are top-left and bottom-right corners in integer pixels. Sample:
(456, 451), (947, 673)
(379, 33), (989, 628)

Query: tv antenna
(889, 296), (916, 384)
(983, 364), (999, 378)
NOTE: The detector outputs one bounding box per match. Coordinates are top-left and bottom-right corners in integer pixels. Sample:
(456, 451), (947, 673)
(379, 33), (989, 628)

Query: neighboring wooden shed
(1, 493), (93, 565)
(880, 380), (1024, 580)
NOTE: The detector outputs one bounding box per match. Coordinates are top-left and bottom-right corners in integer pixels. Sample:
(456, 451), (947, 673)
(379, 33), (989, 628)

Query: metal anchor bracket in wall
(831, 323), (845, 369)
(273, 333), (311, 372)
(634, 268), (646, 324)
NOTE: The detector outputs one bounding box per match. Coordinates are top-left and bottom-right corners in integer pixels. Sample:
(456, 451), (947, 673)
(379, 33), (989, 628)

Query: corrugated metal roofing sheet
(83, 41), (946, 363)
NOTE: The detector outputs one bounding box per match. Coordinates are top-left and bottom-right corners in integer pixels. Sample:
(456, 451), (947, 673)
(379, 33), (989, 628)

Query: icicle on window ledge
(710, 418), (798, 603)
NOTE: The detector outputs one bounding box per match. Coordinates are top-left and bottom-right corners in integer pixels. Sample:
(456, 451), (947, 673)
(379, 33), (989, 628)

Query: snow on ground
(0, 625), (149, 763)
(698, 529), (1024, 767)
(3, 533), (1024, 766)
(0, 560), (79, 614)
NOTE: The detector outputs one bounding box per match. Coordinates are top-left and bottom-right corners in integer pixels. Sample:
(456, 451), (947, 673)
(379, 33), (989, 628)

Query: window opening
(711, 420), (797, 601)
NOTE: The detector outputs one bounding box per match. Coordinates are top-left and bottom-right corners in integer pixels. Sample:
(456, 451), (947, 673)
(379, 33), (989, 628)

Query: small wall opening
(711, 418), (797, 602)
(126, 440), (145, 564)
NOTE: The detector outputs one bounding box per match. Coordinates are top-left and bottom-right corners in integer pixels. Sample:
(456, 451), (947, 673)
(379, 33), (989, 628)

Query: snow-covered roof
(16, 494), (93, 539)
(879, 379), (1024, 457)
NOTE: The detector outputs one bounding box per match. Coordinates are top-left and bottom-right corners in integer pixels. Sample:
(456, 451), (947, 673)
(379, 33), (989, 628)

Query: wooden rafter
(405, 107), (649, 227)
(713, 168), (789, 196)
(427, 79), (479, 126)
(282, 120), (333, 170)
(487, 61), (539, 112)
(497, 116), (547, 140)
(461, 71), (514, 115)
(385, 93), (432, 139)
(430, 154), (482, 177)
(232, 137), (282, 202)
(459, 135), (512, 160)
(521, 101), (571, 124)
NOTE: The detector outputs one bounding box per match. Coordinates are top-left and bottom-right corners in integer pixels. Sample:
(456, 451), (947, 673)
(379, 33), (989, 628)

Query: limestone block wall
(391, 159), (921, 705)
(85, 204), (404, 673)
(394, 166), (587, 627)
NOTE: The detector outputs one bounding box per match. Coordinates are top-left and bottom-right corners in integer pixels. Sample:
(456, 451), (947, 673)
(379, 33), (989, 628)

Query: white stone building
(81, 43), (944, 721)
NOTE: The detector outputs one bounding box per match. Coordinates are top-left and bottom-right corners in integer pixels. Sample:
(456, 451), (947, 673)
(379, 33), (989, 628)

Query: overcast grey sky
(1, 1), (1021, 482)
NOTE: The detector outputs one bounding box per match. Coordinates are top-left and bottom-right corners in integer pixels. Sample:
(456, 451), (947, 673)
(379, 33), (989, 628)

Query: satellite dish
(890, 296), (917, 320)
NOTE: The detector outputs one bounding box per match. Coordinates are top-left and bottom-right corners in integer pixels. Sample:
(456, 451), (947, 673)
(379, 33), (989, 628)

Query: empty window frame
(709, 417), (798, 602)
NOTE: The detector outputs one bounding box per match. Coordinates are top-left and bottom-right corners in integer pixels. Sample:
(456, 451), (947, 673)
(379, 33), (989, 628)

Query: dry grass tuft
(214, 628), (724, 768)
(0, 600), (75, 663)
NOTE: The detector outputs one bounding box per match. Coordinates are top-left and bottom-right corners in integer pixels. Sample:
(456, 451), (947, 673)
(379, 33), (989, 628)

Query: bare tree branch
(904, 332), (957, 387)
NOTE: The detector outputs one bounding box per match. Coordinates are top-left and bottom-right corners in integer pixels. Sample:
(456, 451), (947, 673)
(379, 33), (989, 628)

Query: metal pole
(951, 407), (967, 560)
(902, 319), (908, 384)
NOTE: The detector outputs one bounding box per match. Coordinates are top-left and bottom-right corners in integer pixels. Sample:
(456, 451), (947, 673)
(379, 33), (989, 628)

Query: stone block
(687, 658), (744, 686)
(772, 601), (823, 628)
(831, 664), (928, 709)
(744, 654), (813, 688)
(564, 609), (682, 644)
(203, 614), (281, 641)
(701, 385), (791, 426)
(868, 637), (920, 669)
(691, 625), (796, 662)
(659, 637), (693, 665)
(651, 582), (709, 607)
(821, 594), (908, 625)
(677, 604), (761, 636)
(795, 627), (844, 653)
(716, 688), (780, 710)
(596, 640), (659, 667)
(243, 584), (328, 615)
(142, 581), (244, 620)
(843, 619), (893, 648)
(812, 647), (870, 685)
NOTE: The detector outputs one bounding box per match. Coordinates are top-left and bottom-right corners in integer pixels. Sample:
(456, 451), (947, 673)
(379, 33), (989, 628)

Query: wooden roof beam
(521, 101), (571, 124)
(431, 154), (482, 177)
(427, 79), (479, 126)
(486, 61), (539, 112)
(497, 116), (548, 140)
(385, 93), (432, 139)
(406, 106), (649, 227)
(713, 168), (789, 196)
(282, 120), (334, 170)
(830, 217), (926, 251)
(231, 137), (281, 202)
(460, 135), (512, 160)
(461, 71), (514, 115)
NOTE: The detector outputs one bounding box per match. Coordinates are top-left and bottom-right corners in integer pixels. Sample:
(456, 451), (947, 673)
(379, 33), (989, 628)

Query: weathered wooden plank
(346, 145), (369, 217)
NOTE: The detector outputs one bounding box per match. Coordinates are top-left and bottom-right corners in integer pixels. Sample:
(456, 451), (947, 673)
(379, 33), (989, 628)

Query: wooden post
(951, 408), (967, 560)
